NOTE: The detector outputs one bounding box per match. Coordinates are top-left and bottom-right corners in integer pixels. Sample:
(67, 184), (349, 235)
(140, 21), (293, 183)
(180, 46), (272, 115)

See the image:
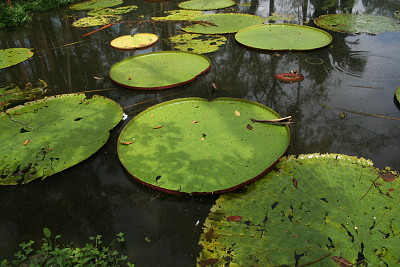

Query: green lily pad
(314, 14), (400, 34)
(266, 12), (296, 22)
(0, 80), (47, 111)
(182, 13), (264, 34)
(151, 10), (204, 21)
(396, 85), (400, 103)
(0, 48), (34, 69)
(394, 11), (400, 20)
(72, 15), (122, 27)
(235, 23), (332, 50)
(178, 0), (235, 10)
(0, 94), (123, 185)
(87, 5), (138, 16)
(109, 51), (211, 89)
(110, 33), (158, 50)
(169, 34), (227, 54)
(117, 97), (290, 195)
(70, 0), (123, 10)
(198, 154), (400, 266)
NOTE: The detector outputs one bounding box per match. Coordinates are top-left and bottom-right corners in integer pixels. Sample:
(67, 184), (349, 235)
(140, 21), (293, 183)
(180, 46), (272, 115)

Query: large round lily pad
(178, 0), (235, 10)
(235, 23), (332, 50)
(117, 97), (290, 195)
(109, 51), (211, 89)
(182, 13), (264, 34)
(72, 15), (122, 27)
(0, 94), (123, 185)
(197, 153), (400, 266)
(314, 14), (400, 34)
(0, 48), (34, 69)
(110, 33), (158, 50)
(70, 0), (123, 10)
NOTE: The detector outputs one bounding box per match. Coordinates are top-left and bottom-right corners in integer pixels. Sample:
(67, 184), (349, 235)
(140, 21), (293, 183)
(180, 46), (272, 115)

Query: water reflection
(1, 0), (400, 265)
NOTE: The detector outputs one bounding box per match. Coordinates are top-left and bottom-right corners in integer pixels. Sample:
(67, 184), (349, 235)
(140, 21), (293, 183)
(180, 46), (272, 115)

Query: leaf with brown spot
(332, 256), (353, 267)
(381, 172), (396, 182)
(199, 258), (218, 266)
(226, 216), (243, 222)
(293, 177), (298, 188)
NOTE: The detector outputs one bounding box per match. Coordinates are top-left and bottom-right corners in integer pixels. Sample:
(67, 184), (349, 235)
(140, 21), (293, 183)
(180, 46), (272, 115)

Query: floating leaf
(182, 13), (264, 34)
(151, 10), (203, 21)
(109, 51), (211, 90)
(0, 80), (47, 111)
(70, 0), (123, 10)
(235, 23), (332, 51)
(178, 0), (235, 10)
(396, 85), (400, 103)
(197, 153), (400, 266)
(118, 97), (290, 195)
(0, 48), (34, 69)
(87, 5), (138, 16)
(169, 33), (227, 54)
(110, 33), (158, 50)
(72, 15), (122, 27)
(266, 12), (296, 22)
(314, 14), (400, 34)
(0, 94), (122, 185)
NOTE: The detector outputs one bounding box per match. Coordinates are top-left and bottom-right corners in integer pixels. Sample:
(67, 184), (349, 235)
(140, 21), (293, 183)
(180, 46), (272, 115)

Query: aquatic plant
(0, 48), (33, 69)
(110, 33), (158, 50)
(169, 33), (227, 54)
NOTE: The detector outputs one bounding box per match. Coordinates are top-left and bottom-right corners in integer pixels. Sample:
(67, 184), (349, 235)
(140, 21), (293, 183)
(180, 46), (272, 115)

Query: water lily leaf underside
(0, 94), (122, 185)
(197, 153), (400, 266)
(117, 97), (290, 195)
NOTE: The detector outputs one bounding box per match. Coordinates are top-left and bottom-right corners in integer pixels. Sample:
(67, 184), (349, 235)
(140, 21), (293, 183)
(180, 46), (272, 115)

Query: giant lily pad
(117, 97), (290, 195)
(314, 14), (400, 34)
(182, 13), (264, 34)
(109, 51), (211, 89)
(0, 94), (123, 185)
(70, 0), (123, 10)
(151, 10), (204, 21)
(169, 34), (227, 53)
(0, 48), (34, 69)
(235, 23), (332, 50)
(87, 5), (138, 16)
(178, 0), (235, 10)
(110, 33), (158, 50)
(197, 154), (400, 266)
(72, 15), (122, 27)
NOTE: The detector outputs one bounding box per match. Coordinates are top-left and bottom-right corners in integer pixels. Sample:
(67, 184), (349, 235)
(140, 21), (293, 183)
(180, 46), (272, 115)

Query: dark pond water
(1, 0), (400, 266)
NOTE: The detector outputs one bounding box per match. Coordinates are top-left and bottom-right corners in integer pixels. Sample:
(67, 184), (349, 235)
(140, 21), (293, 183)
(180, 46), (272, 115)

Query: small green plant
(0, 228), (135, 266)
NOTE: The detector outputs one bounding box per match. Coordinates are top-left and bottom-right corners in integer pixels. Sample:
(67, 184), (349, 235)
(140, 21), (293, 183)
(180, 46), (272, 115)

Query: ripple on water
(333, 51), (400, 82)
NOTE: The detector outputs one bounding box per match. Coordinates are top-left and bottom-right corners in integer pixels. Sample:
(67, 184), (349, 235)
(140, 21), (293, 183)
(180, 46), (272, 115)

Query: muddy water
(1, 0), (400, 266)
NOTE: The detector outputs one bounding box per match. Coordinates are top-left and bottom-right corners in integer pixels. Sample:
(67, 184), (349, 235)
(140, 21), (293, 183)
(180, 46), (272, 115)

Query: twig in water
(250, 116), (293, 125)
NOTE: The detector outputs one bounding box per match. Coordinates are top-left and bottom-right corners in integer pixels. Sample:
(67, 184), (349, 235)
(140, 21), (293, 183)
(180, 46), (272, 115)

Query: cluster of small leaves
(0, 228), (134, 267)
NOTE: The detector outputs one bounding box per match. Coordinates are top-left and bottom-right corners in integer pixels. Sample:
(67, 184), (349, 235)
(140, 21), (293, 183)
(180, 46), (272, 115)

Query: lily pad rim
(235, 23), (333, 51)
(109, 51), (212, 90)
(117, 97), (291, 196)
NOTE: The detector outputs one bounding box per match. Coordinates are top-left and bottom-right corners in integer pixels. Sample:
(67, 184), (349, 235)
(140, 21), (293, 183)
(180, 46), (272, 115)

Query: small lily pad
(169, 33), (227, 53)
(110, 33), (158, 50)
(72, 15), (122, 27)
(178, 0), (235, 10)
(109, 51), (211, 89)
(235, 23), (332, 50)
(151, 10), (203, 21)
(117, 97), (290, 195)
(314, 14), (400, 34)
(70, 0), (123, 10)
(87, 5), (138, 16)
(198, 153), (400, 266)
(0, 48), (34, 69)
(182, 13), (264, 34)
(0, 94), (123, 185)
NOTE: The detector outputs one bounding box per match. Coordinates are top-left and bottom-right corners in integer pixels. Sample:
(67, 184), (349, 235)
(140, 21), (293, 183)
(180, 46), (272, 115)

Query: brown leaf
(198, 258), (218, 266)
(332, 256), (353, 267)
(153, 126), (163, 129)
(293, 177), (298, 188)
(246, 124), (253, 130)
(381, 172), (396, 182)
(121, 141), (133, 145)
(226, 216), (243, 222)
(205, 228), (214, 242)
(23, 140), (30, 146)
(191, 121), (199, 124)
(235, 110), (240, 116)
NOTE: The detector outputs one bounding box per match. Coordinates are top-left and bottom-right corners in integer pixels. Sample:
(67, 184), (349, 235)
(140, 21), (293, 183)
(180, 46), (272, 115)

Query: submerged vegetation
(0, 0), (80, 28)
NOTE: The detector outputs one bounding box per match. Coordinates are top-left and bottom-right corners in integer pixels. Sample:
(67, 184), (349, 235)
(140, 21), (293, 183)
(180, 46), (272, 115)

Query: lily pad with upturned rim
(314, 14), (400, 34)
(117, 97), (290, 195)
(197, 153), (400, 266)
(169, 33), (227, 53)
(0, 48), (34, 69)
(178, 0), (235, 10)
(235, 23), (332, 51)
(182, 13), (264, 34)
(72, 15), (122, 27)
(110, 33), (158, 50)
(109, 51), (211, 89)
(0, 94), (123, 185)
(70, 0), (123, 10)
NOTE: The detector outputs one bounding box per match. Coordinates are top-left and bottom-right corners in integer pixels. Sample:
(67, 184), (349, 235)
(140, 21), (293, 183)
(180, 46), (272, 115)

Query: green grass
(0, 0), (81, 28)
